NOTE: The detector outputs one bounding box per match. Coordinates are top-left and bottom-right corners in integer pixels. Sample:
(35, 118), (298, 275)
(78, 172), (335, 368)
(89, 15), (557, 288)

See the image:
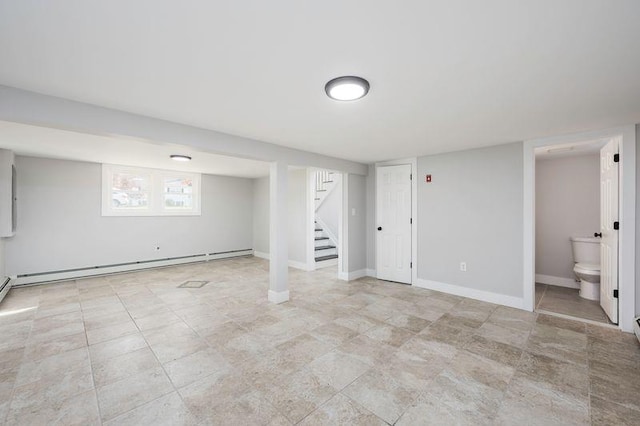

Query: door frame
(374, 158), (417, 285)
(523, 125), (636, 332)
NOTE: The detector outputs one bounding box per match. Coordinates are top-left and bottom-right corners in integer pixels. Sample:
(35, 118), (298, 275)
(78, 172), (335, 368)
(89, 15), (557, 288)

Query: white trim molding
(366, 269), (376, 277)
(524, 125), (636, 332)
(268, 289), (290, 304)
(414, 278), (525, 310)
(12, 250), (253, 286)
(253, 251), (314, 272)
(338, 269), (367, 281)
(535, 274), (580, 289)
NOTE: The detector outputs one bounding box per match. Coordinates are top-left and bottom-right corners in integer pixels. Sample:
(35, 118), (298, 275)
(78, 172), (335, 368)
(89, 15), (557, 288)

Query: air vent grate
(178, 280), (209, 289)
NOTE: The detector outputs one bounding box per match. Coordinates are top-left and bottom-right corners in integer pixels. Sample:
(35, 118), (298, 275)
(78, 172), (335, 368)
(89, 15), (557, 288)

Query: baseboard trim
(535, 274), (579, 289)
(414, 278), (525, 310)
(366, 269), (376, 277)
(252, 251), (314, 271)
(338, 269), (367, 281)
(315, 258), (338, 269)
(11, 250), (253, 287)
(268, 289), (290, 304)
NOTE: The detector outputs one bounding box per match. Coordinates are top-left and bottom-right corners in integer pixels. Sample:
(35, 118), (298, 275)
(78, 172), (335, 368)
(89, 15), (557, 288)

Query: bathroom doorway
(533, 138), (615, 325)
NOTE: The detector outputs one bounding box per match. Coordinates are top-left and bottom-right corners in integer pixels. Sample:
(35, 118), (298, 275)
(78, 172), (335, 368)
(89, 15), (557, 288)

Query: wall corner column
(268, 161), (289, 303)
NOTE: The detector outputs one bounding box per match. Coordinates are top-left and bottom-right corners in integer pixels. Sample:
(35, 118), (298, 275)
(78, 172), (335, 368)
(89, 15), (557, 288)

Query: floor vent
(178, 280), (209, 289)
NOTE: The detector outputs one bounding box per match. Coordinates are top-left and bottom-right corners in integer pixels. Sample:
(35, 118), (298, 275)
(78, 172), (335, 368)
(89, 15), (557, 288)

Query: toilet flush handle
(594, 232), (602, 238)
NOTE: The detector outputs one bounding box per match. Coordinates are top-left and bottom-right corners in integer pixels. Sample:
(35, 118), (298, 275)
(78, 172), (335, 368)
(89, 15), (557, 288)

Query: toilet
(570, 236), (601, 301)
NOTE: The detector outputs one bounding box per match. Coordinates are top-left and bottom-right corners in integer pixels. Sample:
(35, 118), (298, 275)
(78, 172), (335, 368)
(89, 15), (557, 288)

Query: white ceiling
(1, 1), (639, 164)
(0, 121), (270, 178)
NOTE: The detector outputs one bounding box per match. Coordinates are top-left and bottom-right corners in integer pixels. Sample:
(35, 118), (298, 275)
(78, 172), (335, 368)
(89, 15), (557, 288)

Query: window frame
(102, 164), (201, 217)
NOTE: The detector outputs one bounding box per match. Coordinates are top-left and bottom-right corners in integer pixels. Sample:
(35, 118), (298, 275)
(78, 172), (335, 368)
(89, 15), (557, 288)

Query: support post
(269, 161), (289, 303)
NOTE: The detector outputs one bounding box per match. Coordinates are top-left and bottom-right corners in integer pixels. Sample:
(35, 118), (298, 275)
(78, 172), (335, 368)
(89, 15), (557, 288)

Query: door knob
(377, 227), (382, 231)
(594, 232), (602, 238)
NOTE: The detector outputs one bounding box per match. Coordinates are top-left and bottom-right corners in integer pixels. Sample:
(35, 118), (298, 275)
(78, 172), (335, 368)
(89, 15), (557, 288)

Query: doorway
(533, 138), (614, 325)
(523, 125), (636, 332)
(376, 164), (412, 284)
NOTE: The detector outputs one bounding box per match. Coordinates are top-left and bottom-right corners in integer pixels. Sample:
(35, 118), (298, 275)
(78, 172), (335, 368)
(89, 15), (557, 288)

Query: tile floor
(536, 283), (613, 324)
(0, 257), (638, 425)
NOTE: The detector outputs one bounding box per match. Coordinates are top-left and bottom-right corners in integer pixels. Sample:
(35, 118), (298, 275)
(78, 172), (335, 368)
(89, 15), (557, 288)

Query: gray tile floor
(536, 283), (613, 324)
(0, 257), (639, 425)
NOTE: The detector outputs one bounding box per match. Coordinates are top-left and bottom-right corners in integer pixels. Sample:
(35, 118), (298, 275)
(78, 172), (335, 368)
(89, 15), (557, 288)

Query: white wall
(6, 156), (254, 275)
(252, 170), (309, 265)
(416, 142), (524, 298)
(287, 169), (308, 264)
(252, 177), (270, 254)
(346, 174), (367, 273)
(536, 154), (599, 280)
(0, 239), (5, 280)
(365, 165), (376, 272)
(636, 123), (640, 316)
(316, 173), (341, 240)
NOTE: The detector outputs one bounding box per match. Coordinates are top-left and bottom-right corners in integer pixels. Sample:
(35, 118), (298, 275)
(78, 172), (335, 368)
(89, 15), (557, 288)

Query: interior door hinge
(614, 153), (619, 163)
(410, 218), (412, 224)
(410, 173), (412, 180)
(614, 221), (619, 230)
(613, 289), (619, 298)
(410, 262), (412, 269)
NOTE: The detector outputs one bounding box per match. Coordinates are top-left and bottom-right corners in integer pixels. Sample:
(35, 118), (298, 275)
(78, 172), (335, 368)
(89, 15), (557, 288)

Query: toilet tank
(571, 237), (600, 265)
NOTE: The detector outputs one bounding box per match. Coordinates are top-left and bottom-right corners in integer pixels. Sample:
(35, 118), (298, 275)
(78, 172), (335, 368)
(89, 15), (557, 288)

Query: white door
(600, 138), (619, 323)
(376, 165), (412, 284)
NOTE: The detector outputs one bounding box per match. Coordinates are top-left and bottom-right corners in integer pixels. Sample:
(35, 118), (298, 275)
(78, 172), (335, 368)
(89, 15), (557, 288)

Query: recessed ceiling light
(170, 154), (192, 162)
(325, 76), (370, 101)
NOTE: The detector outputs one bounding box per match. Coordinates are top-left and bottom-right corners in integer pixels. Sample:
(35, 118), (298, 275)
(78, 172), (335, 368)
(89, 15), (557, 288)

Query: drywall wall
(6, 156), (253, 275)
(316, 174), (341, 240)
(535, 154), (600, 281)
(252, 177), (270, 254)
(346, 174), (367, 273)
(637, 123), (640, 316)
(0, 239), (5, 280)
(287, 169), (308, 264)
(417, 142), (524, 298)
(252, 170), (309, 265)
(365, 164), (375, 272)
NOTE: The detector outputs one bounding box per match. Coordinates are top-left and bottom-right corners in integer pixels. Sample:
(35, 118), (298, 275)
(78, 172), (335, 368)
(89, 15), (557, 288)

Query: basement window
(102, 165), (201, 216)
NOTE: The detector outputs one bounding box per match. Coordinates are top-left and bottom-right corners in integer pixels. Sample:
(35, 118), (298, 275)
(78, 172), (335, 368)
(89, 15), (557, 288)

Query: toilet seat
(574, 263), (600, 274)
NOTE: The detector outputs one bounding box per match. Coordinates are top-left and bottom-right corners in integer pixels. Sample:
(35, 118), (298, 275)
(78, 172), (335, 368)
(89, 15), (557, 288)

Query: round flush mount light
(325, 76), (370, 101)
(170, 154), (192, 162)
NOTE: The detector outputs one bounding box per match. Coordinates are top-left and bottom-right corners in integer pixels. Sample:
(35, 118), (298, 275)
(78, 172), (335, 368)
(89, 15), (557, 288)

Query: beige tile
(16, 346), (90, 387)
(381, 348), (448, 392)
(5, 389), (100, 426)
(336, 335), (394, 367)
(401, 333), (458, 360)
(266, 368), (337, 423)
(590, 395), (640, 426)
(96, 366), (174, 421)
(363, 324), (414, 347)
(487, 305), (536, 332)
(92, 346), (160, 387)
(22, 331), (87, 362)
(83, 310), (132, 331)
(474, 321), (529, 348)
(309, 322), (358, 346)
(536, 313), (586, 333)
(495, 375), (589, 425)
(419, 321), (474, 348)
(342, 369), (415, 424)
(306, 350), (370, 391)
(86, 320), (138, 345)
(447, 350), (514, 391)
(179, 368), (250, 421)
(145, 322), (208, 363)
(276, 333), (334, 369)
(398, 391), (488, 426)
(163, 347), (231, 388)
(203, 390), (285, 425)
(104, 391), (199, 426)
(518, 351), (588, 396)
(134, 310), (183, 331)
(527, 323), (588, 365)
(298, 393), (385, 426)
(88, 332), (148, 363)
(385, 313), (431, 333)
(463, 335), (522, 367)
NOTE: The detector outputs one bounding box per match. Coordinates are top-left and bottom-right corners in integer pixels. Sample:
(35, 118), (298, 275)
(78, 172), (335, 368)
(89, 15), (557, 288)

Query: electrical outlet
(460, 262), (467, 272)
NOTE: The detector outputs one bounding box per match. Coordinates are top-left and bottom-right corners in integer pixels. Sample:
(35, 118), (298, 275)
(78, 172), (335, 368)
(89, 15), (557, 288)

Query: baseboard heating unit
(10, 249), (253, 287)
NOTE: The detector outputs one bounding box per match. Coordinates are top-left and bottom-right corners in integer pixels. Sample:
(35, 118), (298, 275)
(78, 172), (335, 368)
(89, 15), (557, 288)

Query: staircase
(314, 170), (339, 265)
(314, 221), (337, 263)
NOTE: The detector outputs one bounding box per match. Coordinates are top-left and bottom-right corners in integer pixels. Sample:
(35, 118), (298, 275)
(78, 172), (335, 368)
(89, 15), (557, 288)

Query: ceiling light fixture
(170, 154), (192, 162)
(325, 76), (370, 101)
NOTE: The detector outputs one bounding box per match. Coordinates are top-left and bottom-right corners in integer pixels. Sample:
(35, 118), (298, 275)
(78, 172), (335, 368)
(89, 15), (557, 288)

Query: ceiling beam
(0, 85), (368, 175)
